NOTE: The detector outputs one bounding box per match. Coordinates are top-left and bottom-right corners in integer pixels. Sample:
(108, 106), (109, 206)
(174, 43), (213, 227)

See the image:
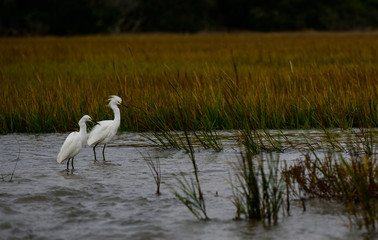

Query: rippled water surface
(0, 130), (375, 239)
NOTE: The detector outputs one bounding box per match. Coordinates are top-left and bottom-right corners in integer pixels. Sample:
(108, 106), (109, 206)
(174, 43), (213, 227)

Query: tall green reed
(230, 122), (286, 223)
(230, 149), (285, 223)
(173, 129), (209, 220)
(155, 78), (210, 220)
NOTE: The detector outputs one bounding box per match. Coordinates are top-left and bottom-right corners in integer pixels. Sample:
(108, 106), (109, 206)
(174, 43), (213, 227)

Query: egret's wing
(57, 132), (79, 163)
(87, 120), (113, 146)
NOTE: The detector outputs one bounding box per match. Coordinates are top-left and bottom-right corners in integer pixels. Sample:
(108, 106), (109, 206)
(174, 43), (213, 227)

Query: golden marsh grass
(0, 33), (377, 133)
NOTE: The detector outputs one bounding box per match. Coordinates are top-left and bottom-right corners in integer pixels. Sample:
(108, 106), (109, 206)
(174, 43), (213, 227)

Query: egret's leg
(67, 158), (70, 170)
(71, 158), (74, 169)
(102, 144), (106, 161)
(93, 143), (99, 162)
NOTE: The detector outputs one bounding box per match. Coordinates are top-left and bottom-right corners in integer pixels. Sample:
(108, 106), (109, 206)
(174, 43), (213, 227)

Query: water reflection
(57, 169), (77, 178)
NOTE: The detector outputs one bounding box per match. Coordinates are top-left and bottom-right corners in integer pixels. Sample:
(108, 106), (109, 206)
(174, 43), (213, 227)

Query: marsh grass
(1, 33), (377, 133)
(145, 130), (189, 151)
(283, 128), (377, 231)
(193, 121), (223, 152)
(352, 127), (376, 156)
(341, 154), (377, 231)
(230, 151), (285, 223)
(161, 83), (210, 220)
(145, 129), (223, 152)
(142, 154), (162, 194)
(174, 172), (209, 220)
(173, 129), (209, 220)
(229, 125), (286, 223)
(230, 127), (376, 229)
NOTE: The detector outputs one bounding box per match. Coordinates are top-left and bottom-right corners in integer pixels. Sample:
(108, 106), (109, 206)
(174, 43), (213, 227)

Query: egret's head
(80, 115), (99, 125)
(81, 115), (92, 122)
(108, 95), (127, 108)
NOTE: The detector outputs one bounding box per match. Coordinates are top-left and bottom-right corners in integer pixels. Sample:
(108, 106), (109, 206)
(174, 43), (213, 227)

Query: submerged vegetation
(1, 33), (378, 133)
(283, 128), (377, 231)
(284, 150), (377, 231)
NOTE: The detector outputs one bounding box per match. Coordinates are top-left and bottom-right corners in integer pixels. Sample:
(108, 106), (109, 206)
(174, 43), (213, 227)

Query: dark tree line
(1, 0), (377, 36)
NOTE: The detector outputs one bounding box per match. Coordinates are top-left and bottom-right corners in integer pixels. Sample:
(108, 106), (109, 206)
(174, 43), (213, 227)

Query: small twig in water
(142, 153), (162, 195)
(1, 135), (21, 182)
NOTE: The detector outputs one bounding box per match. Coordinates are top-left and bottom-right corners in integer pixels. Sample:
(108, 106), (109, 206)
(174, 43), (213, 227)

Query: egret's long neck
(111, 104), (121, 125)
(78, 120), (88, 145)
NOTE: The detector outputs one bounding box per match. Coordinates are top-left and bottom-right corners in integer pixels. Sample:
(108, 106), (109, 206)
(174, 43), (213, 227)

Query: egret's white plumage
(57, 115), (97, 169)
(87, 95), (126, 161)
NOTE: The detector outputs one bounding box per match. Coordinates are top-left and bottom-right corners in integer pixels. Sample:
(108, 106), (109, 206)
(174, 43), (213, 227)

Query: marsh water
(0, 130), (376, 240)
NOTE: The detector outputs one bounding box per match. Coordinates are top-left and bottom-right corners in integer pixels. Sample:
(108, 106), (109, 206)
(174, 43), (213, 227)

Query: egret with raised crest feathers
(87, 95), (127, 161)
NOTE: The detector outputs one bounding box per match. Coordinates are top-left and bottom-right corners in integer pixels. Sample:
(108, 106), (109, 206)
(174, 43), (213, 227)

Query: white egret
(87, 95), (127, 161)
(57, 115), (98, 169)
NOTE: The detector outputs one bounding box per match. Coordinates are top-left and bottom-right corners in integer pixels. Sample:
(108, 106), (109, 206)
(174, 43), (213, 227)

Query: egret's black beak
(91, 120), (100, 125)
(120, 102), (128, 108)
